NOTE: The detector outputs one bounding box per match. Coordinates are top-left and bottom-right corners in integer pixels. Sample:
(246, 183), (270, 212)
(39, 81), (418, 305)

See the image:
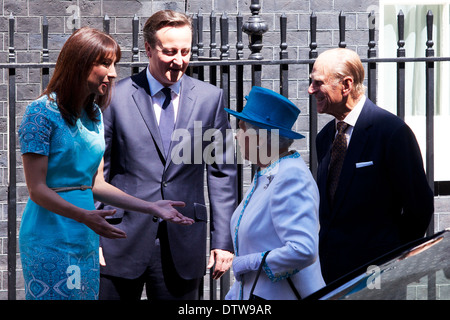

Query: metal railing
(3, 4), (449, 299)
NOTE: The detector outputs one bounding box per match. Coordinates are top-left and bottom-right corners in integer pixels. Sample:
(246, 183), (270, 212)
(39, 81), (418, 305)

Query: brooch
(264, 175), (274, 190)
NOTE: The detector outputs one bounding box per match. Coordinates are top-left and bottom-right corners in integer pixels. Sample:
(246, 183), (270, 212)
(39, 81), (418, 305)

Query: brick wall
(1, 0), (448, 300)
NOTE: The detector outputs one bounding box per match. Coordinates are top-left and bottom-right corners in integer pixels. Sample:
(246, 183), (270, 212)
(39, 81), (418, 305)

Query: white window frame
(379, 0), (450, 181)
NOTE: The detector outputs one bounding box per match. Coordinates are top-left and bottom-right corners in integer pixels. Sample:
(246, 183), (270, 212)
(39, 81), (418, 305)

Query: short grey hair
(320, 48), (366, 99)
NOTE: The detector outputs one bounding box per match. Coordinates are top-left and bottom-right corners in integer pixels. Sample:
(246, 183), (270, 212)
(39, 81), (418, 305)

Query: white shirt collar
(338, 95), (366, 128)
(146, 66), (181, 96)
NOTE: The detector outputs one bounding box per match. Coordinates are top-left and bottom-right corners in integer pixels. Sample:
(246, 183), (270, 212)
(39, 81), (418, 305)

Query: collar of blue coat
(256, 150), (300, 177)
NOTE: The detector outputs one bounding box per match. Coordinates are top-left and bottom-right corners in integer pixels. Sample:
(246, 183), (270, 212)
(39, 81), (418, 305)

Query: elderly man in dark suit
(308, 48), (434, 284)
(97, 10), (237, 300)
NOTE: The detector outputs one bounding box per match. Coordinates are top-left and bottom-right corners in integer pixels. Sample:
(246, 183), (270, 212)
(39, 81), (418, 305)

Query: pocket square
(356, 161), (374, 168)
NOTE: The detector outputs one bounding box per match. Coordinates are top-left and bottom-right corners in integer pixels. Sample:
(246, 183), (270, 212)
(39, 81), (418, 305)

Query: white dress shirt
(146, 66), (181, 125)
(337, 95), (366, 146)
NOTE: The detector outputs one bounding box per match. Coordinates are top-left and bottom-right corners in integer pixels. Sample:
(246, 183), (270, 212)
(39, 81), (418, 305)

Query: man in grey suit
(98, 10), (237, 300)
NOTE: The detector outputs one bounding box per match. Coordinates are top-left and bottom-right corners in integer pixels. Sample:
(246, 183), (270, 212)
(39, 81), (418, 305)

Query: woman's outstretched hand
(81, 209), (127, 239)
(153, 200), (194, 225)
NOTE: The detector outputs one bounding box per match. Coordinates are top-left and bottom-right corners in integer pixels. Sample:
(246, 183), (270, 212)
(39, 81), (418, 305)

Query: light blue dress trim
(262, 260), (300, 283)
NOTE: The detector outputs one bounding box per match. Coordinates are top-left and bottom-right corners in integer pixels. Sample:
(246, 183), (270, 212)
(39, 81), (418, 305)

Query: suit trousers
(99, 222), (201, 300)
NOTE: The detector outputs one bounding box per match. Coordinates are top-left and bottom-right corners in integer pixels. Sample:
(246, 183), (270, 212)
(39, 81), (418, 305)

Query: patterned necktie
(159, 87), (174, 158)
(327, 121), (349, 205)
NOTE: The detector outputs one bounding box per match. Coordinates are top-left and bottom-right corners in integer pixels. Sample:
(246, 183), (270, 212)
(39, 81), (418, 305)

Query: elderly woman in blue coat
(225, 86), (325, 300)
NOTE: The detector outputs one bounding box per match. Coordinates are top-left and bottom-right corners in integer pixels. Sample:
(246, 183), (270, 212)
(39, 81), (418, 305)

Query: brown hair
(143, 10), (192, 48)
(43, 27), (121, 126)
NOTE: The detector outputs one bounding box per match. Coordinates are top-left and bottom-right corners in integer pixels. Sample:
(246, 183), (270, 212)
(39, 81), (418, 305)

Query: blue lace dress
(18, 94), (104, 300)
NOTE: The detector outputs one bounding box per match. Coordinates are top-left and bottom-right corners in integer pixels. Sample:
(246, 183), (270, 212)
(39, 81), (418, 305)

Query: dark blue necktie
(159, 87), (174, 158)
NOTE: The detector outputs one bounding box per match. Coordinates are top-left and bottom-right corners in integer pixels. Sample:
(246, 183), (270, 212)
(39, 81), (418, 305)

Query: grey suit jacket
(99, 69), (237, 280)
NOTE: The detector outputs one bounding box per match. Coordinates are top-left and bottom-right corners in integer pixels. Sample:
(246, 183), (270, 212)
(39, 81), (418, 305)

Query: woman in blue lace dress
(18, 27), (193, 300)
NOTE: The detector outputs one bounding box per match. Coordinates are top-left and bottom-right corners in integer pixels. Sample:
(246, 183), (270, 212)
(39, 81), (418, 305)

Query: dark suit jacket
(316, 98), (433, 284)
(98, 70), (237, 280)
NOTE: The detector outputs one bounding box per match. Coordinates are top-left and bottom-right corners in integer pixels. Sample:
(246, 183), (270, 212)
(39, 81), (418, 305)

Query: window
(379, 1), (450, 181)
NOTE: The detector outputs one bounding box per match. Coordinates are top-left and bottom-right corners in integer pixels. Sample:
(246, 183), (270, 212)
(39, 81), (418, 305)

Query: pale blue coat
(226, 152), (325, 300)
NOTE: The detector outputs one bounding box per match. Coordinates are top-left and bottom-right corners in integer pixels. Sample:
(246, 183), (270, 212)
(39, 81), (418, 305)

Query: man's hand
(207, 249), (234, 280)
(99, 247), (106, 266)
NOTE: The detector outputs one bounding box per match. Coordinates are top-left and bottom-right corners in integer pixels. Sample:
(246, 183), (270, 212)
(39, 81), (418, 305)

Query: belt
(50, 185), (92, 192)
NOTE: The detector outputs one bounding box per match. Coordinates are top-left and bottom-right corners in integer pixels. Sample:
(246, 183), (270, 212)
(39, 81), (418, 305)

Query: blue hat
(225, 86), (305, 139)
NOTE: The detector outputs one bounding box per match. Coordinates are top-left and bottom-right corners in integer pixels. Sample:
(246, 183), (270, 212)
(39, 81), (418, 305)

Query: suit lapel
(174, 76), (196, 131)
(131, 70), (165, 161)
(165, 76), (197, 170)
(317, 122), (335, 199)
(332, 100), (373, 214)
(316, 121), (336, 232)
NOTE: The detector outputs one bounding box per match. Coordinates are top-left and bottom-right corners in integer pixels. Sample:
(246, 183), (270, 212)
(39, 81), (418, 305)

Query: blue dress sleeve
(18, 99), (52, 156)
